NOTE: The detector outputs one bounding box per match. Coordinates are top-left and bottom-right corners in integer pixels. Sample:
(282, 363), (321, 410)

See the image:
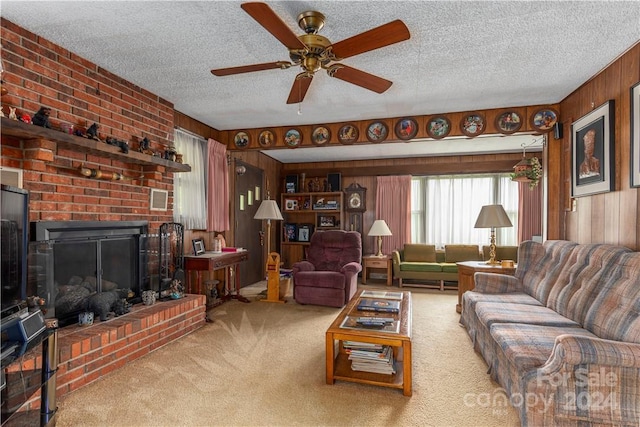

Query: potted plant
(511, 156), (542, 188)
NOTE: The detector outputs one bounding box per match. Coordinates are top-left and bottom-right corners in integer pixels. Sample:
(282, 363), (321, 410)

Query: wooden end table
(326, 289), (412, 396)
(362, 255), (392, 286)
(456, 261), (516, 313)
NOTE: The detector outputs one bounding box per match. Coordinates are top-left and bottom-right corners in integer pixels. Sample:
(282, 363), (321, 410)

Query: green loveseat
(391, 244), (518, 290)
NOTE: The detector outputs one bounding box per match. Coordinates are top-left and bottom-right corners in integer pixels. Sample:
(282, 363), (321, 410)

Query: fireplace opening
(29, 221), (149, 326)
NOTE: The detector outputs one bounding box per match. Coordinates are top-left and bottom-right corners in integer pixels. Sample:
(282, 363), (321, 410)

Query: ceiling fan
(210, 2), (411, 104)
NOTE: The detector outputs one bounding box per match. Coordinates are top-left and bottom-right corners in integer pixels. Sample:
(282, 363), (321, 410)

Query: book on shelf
(348, 345), (396, 375)
(340, 316), (400, 333)
(360, 290), (403, 300)
(357, 298), (400, 313)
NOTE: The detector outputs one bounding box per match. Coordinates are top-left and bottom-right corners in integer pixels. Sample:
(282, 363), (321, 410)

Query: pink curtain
(517, 182), (542, 242)
(375, 175), (411, 254)
(207, 139), (229, 232)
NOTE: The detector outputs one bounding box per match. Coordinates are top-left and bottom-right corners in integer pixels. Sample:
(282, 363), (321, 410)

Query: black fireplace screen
(29, 221), (149, 326)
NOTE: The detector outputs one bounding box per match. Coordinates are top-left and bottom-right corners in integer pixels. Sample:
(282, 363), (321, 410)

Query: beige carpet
(55, 283), (520, 427)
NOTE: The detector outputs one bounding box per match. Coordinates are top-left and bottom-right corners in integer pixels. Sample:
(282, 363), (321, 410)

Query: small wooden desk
(456, 261), (516, 313)
(362, 255), (393, 286)
(184, 251), (249, 303)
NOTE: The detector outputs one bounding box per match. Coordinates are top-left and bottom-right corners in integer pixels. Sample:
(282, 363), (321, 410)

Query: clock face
(349, 193), (361, 209)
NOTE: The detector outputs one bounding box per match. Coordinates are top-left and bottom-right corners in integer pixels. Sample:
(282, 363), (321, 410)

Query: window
(411, 174), (518, 247)
(173, 129), (207, 230)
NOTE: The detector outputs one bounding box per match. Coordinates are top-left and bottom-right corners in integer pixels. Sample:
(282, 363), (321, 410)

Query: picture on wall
(283, 223), (297, 242)
(631, 82), (640, 187)
(571, 100), (615, 197)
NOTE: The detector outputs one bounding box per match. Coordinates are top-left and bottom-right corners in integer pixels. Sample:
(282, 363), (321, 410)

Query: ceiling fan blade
(241, 2), (307, 50)
(286, 74), (313, 104)
(330, 20), (410, 60)
(329, 65), (392, 94)
(211, 61), (291, 76)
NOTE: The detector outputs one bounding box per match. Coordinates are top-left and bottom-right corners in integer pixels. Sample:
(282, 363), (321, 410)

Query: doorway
(234, 161), (264, 287)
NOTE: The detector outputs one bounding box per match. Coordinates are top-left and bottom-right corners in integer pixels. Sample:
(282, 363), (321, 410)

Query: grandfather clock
(344, 183), (366, 235)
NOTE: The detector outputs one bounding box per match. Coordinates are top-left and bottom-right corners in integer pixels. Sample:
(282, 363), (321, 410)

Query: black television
(1, 184), (29, 314)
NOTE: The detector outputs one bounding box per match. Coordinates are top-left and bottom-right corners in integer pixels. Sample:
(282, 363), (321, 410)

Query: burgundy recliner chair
(292, 230), (362, 307)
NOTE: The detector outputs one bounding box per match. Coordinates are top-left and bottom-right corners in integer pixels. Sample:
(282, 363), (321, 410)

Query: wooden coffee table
(325, 289), (413, 396)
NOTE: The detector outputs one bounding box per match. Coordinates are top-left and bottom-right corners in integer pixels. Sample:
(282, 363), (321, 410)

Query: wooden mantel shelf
(1, 117), (191, 173)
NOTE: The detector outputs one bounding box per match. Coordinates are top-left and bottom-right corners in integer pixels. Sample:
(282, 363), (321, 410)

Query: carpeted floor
(54, 283), (520, 426)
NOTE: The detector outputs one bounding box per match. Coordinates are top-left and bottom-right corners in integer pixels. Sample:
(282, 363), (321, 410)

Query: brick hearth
(3, 294), (206, 418)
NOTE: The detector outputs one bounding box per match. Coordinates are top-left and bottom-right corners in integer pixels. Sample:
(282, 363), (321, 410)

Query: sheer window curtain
(375, 175), (411, 254)
(207, 139), (229, 232)
(173, 129), (207, 230)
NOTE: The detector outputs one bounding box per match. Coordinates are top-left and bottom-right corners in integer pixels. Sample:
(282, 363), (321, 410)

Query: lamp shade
(474, 204), (512, 228)
(254, 200), (284, 221)
(368, 219), (392, 236)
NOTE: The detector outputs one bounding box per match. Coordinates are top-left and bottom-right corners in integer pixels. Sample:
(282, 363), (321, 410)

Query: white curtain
(173, 129), (207, 230)
(411, 174), (519, 247)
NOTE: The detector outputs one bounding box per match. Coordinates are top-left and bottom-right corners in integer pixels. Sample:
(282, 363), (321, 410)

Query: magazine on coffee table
(360, 290), (403, 300)
(340, 315), (400, 333)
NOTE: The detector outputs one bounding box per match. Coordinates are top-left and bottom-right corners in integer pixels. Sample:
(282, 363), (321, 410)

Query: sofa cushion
(445, 245), (481, 262)
(403, 244), (436, 262)
(440, 262), (459, 273)
(476, 302), (581, 329)
(400, 262), (442, 272)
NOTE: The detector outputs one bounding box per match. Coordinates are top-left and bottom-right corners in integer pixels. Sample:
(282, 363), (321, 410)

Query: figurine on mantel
(32, 106), (52, 127)
(138, 137), (154, 156)
(86, 123), (102, 142)
(8, 107), (17, 121)
(105, 136), (129, 154)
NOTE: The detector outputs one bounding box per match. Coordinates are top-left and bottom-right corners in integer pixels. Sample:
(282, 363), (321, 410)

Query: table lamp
(368, 219), (392, 257)
(474, 204), (513, 264)
(253, 198), (284, 258)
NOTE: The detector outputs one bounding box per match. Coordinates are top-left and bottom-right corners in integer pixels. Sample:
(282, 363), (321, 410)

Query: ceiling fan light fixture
(297, 11), (325, 34)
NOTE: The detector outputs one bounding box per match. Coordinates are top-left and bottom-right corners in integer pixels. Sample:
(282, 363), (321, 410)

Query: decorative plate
(530, 108), (559, 132)
(366, 121), (388, 143)
(460, 113), (486, 137)
(311, 126), (331, 146)
(395, 117), (418, 141)
(284, 128), (302, 148)
(258, 129), (275, 147)
(233, 131), (250, 148)
(495, 111), (523, 134)
(426, 116), (451, 139)
(338, 124), (359, 144)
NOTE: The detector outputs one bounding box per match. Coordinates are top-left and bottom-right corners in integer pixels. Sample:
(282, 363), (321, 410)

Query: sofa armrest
(544, 335), (640, 369)
(292, 261), (315, 274)
(392, 251), (402, 276)
(341, 261), (362, 276)
(473, 272), (523, 293)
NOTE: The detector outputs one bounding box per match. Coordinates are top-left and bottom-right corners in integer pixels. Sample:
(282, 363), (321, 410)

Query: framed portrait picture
(312, 126), (331, 146)
(531, 108), (558, 132)
(284, 198), (299, 210)
(495, 111), (523, 135)
(338, 124), (359, 144)
(283, 223), (297, 242)
(284, 128), (302, 148)
(631, 82), (640, 187)
(233, 131), (250, 148)
(297, 224), (313, 242)
(571, 100), (615, 197)
(366, 121), (388, 143)
(319, 216), (335, 227)
(192, 238), (205, 256)
(460, 113), (485, 137)
(426, 116), (451, 139)
(258, 129), (275, 147)
(395, 117), (418, 141)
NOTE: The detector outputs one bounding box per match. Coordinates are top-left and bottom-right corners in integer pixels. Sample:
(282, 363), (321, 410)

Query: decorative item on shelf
(78, 165), (124, 181)
(460, 112), (485, 137)
(368, 219), (392, 257)
(86, 123), (102, 141)
(213, 233), (226, 252)
(139, 136), (154, 155)
(297, 224), (313, 242)
(254, 196), (284, 269)
(366, 121), (388, 142)
(60, 122), (74, 134)
(495, 111), (523, 135)
(192, 238), (205, 255)
(530, 107), (558, 133)
(258, 129), (275, 147)
(19, 113), (31, 124)
(141, 290), (156, 306)
(8, 107), (17, 120)
(338, 123), (359, 144)
(510, 138), (543, 188)
(164, 144), (177, 161)
(174, 153), (183, 163)
(32, 107), (52, 128)
(284, 128), (302, 148)
(395, 117), (418, 141)
(426, 116), (451, 139)
(233, 131), (250, 148)
(312, 126), (331, 146)
(78, 311), (94, 326)
(474, 204), (513, 265)
(105, 136), (129, 154)
(0, 106), (4, 118)
(169, 278), (185, 299)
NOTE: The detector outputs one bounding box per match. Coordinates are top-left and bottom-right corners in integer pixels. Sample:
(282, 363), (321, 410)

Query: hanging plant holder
(511, 156), (542, 188)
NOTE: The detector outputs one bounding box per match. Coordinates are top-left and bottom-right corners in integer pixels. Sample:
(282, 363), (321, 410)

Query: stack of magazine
(357, 290), (403, 313)
(343, 341), (396, 375)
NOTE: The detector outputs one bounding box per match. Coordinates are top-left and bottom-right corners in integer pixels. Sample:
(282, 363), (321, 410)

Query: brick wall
(1, 18), (177, 229)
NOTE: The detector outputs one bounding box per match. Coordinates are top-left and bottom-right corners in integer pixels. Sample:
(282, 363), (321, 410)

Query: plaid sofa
(460, 240), (640, 426)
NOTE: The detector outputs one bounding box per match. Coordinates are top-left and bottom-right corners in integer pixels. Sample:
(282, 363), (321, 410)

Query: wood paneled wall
(549, 43), (639, 249)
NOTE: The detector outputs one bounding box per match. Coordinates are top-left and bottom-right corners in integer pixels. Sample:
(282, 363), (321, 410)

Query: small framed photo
(284, 199), (298, 210)
(192, 238), (205, 256)
(297, 224), (313, 242)
(283, 223), (297, 242)
(338, 124), (359, 144)
(571, 100), (615, 197)
(395, 117), (418, 141)
(426, 116), (451, 139)
(312, 126), (331, 146)
(631, 82), (640, 187)
(460, 113), (485, 137)
(319, 216), (335, 227)
(366, 121), (388, 143)
(531, 108), (558, 132)
(495, 111), (523, 135)
(233, 131), (250, 148)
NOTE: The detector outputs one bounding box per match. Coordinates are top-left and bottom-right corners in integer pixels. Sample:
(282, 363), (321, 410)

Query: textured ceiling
(2, 1), (639, 163)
